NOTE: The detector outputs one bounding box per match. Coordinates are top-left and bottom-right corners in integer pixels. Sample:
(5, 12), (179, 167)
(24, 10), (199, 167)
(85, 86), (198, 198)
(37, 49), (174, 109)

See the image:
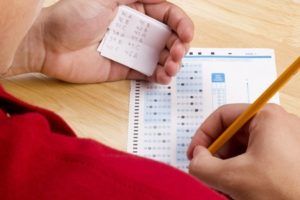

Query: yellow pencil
(208, 56), (300, 154)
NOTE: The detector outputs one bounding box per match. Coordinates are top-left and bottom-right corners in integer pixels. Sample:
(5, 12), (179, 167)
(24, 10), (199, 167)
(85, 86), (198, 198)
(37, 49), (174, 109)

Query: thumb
(189, 146), (240, 193)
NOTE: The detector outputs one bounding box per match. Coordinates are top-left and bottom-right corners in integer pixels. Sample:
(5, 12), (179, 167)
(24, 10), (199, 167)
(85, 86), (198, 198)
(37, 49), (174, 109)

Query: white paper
(98, 5), (172, 76)
(127, 48), (280, 171)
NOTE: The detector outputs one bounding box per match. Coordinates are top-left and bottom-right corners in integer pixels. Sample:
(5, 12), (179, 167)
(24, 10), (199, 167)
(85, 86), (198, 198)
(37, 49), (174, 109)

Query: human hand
(187, 104), (300, 200)
(36, 0), (193, 83)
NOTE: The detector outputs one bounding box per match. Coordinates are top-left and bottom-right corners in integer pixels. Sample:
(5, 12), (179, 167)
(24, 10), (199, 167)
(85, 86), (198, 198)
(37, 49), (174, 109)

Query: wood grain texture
(1, 0), (299, 151)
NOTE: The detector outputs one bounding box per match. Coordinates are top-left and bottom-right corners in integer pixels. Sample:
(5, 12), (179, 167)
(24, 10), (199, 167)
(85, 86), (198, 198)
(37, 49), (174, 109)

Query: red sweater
(0, 85), (226, 200)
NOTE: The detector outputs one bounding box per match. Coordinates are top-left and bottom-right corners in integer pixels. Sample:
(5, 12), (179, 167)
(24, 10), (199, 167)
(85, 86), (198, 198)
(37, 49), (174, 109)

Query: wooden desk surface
(1, 0), (299, 151)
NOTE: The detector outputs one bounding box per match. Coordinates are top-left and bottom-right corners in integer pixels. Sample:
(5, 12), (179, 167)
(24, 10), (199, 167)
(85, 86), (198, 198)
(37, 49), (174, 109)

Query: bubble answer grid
(127, 48), (279, 172)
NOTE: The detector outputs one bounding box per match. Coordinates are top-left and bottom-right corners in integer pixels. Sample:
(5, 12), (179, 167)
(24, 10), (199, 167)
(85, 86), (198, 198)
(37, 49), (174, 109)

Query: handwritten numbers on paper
(98, 6), (171, 76)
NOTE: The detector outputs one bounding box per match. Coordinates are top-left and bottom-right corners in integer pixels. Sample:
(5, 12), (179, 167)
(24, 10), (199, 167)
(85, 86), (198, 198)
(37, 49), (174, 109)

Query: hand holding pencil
(209, 56), (300, 154)
(187, 57), (300, 200)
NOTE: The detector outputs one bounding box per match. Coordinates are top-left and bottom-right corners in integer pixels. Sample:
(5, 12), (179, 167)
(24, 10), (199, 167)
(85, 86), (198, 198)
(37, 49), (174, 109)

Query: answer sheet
(127, 48), (279, 171)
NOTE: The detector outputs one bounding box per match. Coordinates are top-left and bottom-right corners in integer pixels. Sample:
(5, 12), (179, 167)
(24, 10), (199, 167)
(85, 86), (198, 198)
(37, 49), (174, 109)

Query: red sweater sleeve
(0, 86), (226, 200)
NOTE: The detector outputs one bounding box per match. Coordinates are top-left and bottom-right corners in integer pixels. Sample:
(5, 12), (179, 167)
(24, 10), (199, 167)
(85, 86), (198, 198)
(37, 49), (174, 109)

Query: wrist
(5, 9), (47, 77)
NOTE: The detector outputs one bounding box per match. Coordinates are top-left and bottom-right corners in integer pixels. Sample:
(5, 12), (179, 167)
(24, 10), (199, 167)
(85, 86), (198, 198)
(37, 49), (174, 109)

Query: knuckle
(263, 103), (284, 114)
(215, 104), (234, 115)
(217, 103), (247, 113)
(256, 103), (284, 121)
(217, 104), (231, 112)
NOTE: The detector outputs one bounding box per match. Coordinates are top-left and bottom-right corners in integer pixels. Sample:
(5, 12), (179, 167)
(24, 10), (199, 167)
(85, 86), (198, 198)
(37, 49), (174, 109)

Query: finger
(166, 33), (178, 50)
(187, 104), (250, 159)
(169, 39), (186, 62)
(148, 64), (172, 84)
(166, 34), (190, 58)
(189, 146), (246, 194)
(116, 0), (165, 5)
(214, 134), (249, 159)
(164, 58), (179, 77)
(126, 69), (148, 80)
(159, 49), (170, 66)
(144, 2), (194, 43)
(107, 1), (166, 12)
(164, 34), (188, 76)
(165, 40), (186, 75)
(189, 146), (223, 185)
